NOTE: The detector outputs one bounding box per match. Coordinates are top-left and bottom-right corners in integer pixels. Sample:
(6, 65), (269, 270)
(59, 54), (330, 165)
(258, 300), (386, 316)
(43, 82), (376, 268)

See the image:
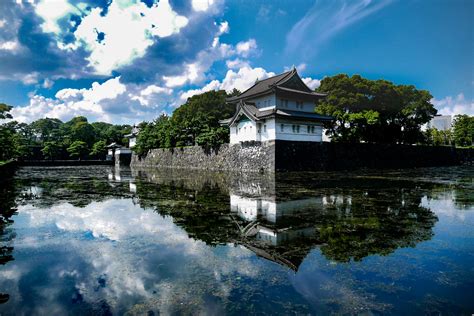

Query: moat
(0, 166), (473, 315)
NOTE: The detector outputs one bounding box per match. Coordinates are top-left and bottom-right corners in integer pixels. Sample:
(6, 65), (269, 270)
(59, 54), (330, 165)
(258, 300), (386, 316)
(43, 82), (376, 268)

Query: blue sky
(0, 0), (472, 123)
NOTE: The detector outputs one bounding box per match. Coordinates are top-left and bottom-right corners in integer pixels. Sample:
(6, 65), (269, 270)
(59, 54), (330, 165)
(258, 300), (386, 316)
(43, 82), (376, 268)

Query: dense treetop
(315, 74), (437, 144)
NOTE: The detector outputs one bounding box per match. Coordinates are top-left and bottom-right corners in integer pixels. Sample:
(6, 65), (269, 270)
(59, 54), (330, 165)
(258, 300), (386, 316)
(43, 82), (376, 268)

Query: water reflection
(131, 168), (439, 270)
(0, 166), (472, 314)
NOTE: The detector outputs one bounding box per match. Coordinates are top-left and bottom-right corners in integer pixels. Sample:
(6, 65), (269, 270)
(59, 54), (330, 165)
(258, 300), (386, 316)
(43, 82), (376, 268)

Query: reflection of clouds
(423, 193), (474, 222)
(1, 198), (263, 314)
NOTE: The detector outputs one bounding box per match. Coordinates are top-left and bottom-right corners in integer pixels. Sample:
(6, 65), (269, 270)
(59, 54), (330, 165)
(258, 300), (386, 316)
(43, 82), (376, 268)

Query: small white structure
(125, 125), (140, 148)
(220, 68), (332, 144)
(428, 115), (452, 131)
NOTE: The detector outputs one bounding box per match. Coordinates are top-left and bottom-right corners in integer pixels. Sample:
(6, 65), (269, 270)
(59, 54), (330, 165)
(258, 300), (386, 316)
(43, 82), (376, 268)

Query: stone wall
(131, 141), (472, 172)
(131, 141), (275, 172)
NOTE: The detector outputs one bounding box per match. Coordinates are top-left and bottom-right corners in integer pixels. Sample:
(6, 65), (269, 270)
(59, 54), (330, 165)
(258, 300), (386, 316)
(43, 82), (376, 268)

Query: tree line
(314, 74), (473, 146)
(133, 89), (239, 156)
(1, 74), (472, 162)
(0, 103), (131, 162)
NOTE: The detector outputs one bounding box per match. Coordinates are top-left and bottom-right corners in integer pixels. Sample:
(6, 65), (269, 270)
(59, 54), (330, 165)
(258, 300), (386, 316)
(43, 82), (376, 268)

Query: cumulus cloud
(226, 58), (250, 69)
(54, 0), (189, 75)
(302, 77), (321, 90)
(11, 77), (179, 123)
(431, 93), (474, 116)
(162, 22), (241, 88)
(178, 65), (275, 100)
(162, 23), (258, 89)
(236, 39), (258, 58)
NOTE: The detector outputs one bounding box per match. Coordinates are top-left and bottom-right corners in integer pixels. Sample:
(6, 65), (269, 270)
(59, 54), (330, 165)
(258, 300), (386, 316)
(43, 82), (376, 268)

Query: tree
(90, 140), (107, 159)
(315, 74), (437, 144)
(67, 141), (89, 160)
(30, 118), (63, 142)
(134, 90), (235, 155)
(452, 115), (473, 147)
(0, 104), (15, 161)
(41, 141), (62, 160)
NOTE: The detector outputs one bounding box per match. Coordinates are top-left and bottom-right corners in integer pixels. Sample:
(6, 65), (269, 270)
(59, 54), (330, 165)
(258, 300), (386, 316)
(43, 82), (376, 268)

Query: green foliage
(67, 141), (89, 160)
(452, 115), (473, 147)
(315, 74), (437, 144)
(90, 140), (107, 159)
(41, 141), (62, 160)
(134, 90), (235, 155)
(424, 128), (452, 146)
(0, 103), (13, 120)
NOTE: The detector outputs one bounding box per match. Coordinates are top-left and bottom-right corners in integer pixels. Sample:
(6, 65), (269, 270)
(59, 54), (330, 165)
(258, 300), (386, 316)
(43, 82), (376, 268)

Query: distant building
(428, 115), (452, 131)
(125, 125), (140, 148)
(220, 68), (332, 144)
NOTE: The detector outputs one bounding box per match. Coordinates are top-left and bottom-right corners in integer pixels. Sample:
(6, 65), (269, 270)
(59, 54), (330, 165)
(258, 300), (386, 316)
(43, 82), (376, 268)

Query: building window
(257, 123), (261, 133)
(281, 124), (284, 132)
(307, 125), (311, 133)
(296, 125), (300, 133)
(281, 99), (288, 108)
(292, 125), (295, 133)
(263, 124), (267, 132)
(311, 126), (315, 133)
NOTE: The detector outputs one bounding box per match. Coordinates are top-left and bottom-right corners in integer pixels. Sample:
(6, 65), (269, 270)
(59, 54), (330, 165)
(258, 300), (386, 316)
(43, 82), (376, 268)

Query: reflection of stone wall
(131, 141), (472, 172)
(131, 142), (275, 172)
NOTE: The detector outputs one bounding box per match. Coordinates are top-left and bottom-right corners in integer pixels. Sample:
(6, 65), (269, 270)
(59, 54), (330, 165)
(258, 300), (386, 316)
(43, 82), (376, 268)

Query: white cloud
(285, 0), (393, 57)
(192, 0), (215, 12)
(42, 78), (54, 89)
(236, 39), (258, 58)
(38, 0), (188, 75)
(34, 0), (79, 34)
(162, 26), (236, 88)
(217, 20), (229, 35)
(220, 66), (274, 92)
(178, 65), (275, 99)
(0, 40), (20, 51)
(12, 77), (129, 123)
(130, 84), (173, 106)
(431, 93), (474, 116)
(302, 77), (321, 90)
(11, 77), (178, 124)
(179, 79), (220, 101)
(0, 19), (6, 28)
(226, 58), (250, 69)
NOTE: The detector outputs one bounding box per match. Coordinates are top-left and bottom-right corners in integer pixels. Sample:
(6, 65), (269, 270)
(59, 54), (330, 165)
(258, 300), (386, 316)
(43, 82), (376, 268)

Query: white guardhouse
(220, 68), (332, 144)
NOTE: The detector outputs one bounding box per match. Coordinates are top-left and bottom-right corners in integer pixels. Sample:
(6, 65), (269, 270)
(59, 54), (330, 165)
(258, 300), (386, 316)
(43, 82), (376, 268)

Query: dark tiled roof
(219, 101), (333, 126)
(226, 70), (294, 102)
(275, 86), (327, 97)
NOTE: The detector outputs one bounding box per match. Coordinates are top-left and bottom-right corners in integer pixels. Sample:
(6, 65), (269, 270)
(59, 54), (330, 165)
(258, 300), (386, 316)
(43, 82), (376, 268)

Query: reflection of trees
(14, 167), (133, 208)
(0, 176), (18, 304)
(317, 188), (438, 262)
(133, 168), (439, 268)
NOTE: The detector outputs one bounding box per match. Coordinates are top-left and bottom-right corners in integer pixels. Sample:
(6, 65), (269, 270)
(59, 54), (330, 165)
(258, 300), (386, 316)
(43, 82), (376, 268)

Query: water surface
(0, 166), (473, 315)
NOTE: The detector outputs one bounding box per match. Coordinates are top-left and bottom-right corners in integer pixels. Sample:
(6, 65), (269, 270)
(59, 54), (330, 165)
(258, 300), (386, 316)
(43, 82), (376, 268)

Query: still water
(0, 166), (473, 315)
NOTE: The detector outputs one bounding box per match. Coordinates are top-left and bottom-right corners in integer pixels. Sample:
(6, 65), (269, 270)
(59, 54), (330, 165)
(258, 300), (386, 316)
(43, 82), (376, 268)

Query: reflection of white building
(230, 194), (322, 246)
(220, 68), (332, 144)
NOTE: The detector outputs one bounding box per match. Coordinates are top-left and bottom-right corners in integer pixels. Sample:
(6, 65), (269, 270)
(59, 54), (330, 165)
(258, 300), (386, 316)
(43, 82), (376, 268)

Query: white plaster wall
(230, 120), (257, 144)
(275, 119), (323, 142)
(276, 97), (315, 113)
(252, 94), (276, 109)
(257, 118), (276, 142)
